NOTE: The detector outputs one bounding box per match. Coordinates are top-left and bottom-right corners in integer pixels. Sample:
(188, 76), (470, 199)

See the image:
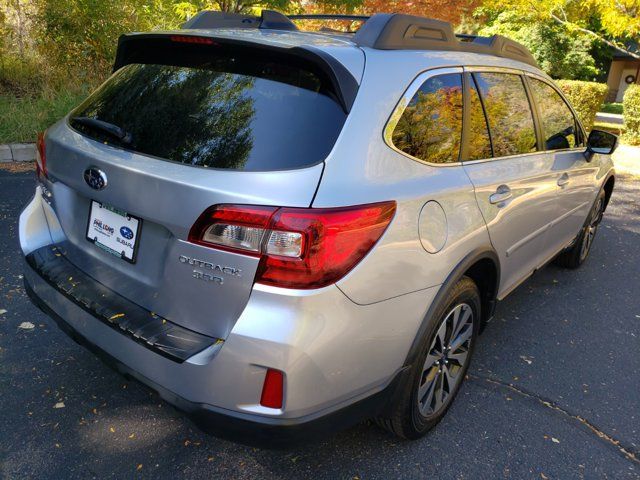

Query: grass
(0, 54), (96, 144)
(601, 102), (623, 115)
(0, 88), (88, 144)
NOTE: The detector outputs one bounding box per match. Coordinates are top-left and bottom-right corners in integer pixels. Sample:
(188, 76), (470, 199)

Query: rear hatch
(42, 34), (356, 339)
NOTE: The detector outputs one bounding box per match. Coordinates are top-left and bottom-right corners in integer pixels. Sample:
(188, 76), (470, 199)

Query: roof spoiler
(182, 10), (538, 68)
(112, 33), (360, 113)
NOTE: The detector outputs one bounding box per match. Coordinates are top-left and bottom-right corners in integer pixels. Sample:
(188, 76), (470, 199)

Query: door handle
(489, 185), (512, 205)
(557, 173), (570, 187)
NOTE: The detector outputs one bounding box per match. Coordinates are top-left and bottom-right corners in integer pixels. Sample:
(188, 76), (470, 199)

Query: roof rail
(182, 10), (298, 31)
(182, 10), (538, 68)
(352, 13), (538, 67)
(288, 14), (370, 22)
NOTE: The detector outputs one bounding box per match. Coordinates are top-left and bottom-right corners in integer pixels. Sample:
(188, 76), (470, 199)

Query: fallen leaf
(129, 433), (135, 439)
(109, 427), (115, 433)
(551, 437), (560, 444)
(0, 309), (7, 315)
(136, 464), (143, 471)
(55, 443), (61, 448)
(19, 322), (35, 330)
(53, 402), (65, 409)
(519, 355), (533, 365)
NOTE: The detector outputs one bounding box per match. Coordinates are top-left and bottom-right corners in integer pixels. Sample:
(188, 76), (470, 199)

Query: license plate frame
(86, 200), (142, 264)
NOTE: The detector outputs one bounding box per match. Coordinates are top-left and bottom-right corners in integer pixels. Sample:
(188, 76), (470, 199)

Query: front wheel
(376, 276), (480, 439)
(555, 189), (606, 269)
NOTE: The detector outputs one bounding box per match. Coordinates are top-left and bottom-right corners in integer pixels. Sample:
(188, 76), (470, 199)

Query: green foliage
(623, 84), (640, 145)
(556, 80), (608, 131)
(0, 87), (89, 143)
(478, 12), (599, 80)
(32, 0), (182, 84)
(478, 0), (640, 60)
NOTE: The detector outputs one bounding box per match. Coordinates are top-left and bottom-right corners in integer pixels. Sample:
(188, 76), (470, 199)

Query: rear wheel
(376, 276), (480, 439)
(555, 189), (606, 269)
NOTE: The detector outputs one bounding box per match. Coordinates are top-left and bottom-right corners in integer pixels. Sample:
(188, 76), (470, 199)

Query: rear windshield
(69, 52), (347, 171)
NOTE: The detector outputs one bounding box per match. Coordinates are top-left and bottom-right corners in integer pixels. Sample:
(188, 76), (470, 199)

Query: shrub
(556, 80), (608, 131)
(623, 84), (640, 145)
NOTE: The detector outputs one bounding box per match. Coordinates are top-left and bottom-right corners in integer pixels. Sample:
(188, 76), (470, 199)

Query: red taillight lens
(188, 201), (396, 289)
(258, 203), (396, 289)
(35, 131), (47, 180)
(260, 369), (284, 409)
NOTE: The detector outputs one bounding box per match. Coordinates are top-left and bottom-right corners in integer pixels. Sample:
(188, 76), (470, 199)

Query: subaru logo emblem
(120, 226), (134, 240)
(83, 167), (107, 190)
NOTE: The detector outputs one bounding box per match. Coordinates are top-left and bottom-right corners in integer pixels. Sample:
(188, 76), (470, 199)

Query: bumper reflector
(260, 368), (284, 409)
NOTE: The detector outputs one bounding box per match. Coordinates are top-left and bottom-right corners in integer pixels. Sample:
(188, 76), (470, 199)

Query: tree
(478, 11), (599, 80)
(360, 0), (481, 25)
(174, 0), (364, 17)
(480, 0), (640, 60)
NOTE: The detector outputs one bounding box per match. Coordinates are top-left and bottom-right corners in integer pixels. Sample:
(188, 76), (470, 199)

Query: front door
(526, 75), (600, 252)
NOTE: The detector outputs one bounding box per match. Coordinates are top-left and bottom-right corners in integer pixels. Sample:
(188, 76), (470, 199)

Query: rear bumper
(24, 273), (404, 445)
(20, 189), (436, 442)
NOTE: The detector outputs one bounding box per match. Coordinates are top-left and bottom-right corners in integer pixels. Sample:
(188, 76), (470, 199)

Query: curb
(0, 143), (36, 163)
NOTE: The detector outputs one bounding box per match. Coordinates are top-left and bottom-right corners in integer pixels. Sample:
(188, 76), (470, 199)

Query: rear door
(526, 75), (599, 251)
(462, 70), (559, 297)
(43, 38), (355, 339)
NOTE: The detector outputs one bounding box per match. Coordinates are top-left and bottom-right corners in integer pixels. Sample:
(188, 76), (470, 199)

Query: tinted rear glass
(70, 54), (347, 171)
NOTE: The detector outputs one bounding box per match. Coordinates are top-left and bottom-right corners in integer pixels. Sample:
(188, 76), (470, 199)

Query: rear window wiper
(71, 116), (133, 145)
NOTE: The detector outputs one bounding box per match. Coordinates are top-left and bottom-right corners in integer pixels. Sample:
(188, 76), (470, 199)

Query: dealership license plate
(86, 201), (141, 263)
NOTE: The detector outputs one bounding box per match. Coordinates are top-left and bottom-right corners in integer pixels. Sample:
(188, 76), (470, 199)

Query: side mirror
(584, 129), (618, 161)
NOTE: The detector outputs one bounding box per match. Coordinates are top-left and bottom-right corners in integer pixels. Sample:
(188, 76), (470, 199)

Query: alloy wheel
(417, 303), (474, 417)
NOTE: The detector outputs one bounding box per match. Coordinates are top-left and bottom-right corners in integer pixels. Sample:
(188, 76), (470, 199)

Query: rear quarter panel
(313, 50), (494, 305)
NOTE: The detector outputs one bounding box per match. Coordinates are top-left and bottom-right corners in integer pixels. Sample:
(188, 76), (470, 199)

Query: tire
(554, 189), (606, 269)
(376, 276), (481, 439)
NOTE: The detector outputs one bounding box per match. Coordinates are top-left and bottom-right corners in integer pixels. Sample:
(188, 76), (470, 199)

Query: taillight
(188, 201), (396, 289)
(35, 131), (47, 180)
(189, 205), (277, 256)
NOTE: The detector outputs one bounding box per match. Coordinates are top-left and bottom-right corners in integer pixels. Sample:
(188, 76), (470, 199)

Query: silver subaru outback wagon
(20, 10), (618, 443)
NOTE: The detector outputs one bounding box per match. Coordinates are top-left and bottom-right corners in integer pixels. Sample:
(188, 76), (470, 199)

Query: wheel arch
(403, 247), (500, 370)
(378, 247), (500, 418)
(603, 174), (615, 211)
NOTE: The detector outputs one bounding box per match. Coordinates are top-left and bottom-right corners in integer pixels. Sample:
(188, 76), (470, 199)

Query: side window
(529, 78), (581, 150)
(466, 75), (493, 161)
(474, 72), (537, 157)
(392, 73), (463, 164)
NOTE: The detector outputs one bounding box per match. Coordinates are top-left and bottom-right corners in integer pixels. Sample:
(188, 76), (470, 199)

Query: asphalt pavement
(1, 164), (638, 479)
